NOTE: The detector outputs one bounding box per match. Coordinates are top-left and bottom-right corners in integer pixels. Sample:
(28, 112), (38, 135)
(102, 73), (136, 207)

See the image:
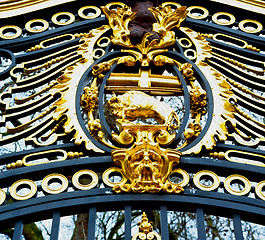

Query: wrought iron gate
(1, 0), (265, 239)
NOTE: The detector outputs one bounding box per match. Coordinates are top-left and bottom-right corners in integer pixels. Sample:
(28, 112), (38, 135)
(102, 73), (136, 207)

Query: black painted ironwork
(0, 0), (265, 239)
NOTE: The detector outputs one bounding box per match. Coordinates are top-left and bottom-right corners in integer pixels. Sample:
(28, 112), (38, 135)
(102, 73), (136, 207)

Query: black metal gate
(1, 0), (265, 239)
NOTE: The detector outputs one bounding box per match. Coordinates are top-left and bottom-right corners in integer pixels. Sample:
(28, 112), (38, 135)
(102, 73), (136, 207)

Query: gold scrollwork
(224, 174), (251, 196)
(10, 179), (37, 201)
(255, 181), (265, 201)
(212, 12), (236, 26)
(102, 167), (127, 188)
(72, 170), (98, 190)
(78, 6), (101, 19)
(41, 173), (68, 194)
(0, 25), (22, 39)
(0, 189), (6, 205)
(168, 168), (189, 188)
(51, 12), (75, 26)
(239, 19), (263, 33)
(187, 6), (209, 20)
(110, 125), (183, 194)
(193, 170), (220, 191)
(25, 19), (49, 33)
(132, 212), (161, 240)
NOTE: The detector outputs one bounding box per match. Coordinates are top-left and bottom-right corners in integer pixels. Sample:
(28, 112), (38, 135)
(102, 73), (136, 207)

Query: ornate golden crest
(1, 1), (264, 192)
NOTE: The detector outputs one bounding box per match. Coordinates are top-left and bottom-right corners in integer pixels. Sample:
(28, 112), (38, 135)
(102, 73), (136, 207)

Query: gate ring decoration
(193, 170), (220, 191)
(224, 174), (251, 196)
(72, 170), (99, 190)
(42, 174), (69, 195)
(10, 179), (37, 201)
(1, 1), (253, 195)
(0, 189), (6, 205)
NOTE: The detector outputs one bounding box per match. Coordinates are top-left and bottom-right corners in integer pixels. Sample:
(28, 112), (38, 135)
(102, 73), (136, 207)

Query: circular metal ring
(0, 25), (22, 40)
(161, 2), (181, 9)
(224, 174), (251, 196)
(105, 2), (126, 11)
(78, 6), (101, 19)
(193, 170), (220, 191)
(255, 181), (265, 201)
(93, 48), (105, 59)
(212, 12), (235, 26)
(10, 179), (37, 201)
(178, 38), (192, 48)
(51, 12), (75, 26)
(0, 188), (6, 205)
(184, 49), (196, 60)
(239, 19), (263, 34)
(187, 6), (209, 20)
(42, 173), (68, 194)
(102, 167), (127, 188)
(168, 168), (189, 187)
(25, 19), (49, 33)
(72, 170), (98, 190)
(97, 37), (111, 47)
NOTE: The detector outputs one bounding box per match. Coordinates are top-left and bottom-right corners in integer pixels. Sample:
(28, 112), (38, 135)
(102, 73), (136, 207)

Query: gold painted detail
(0, 25), (22, 40)
(72, 170), (99, 190)
(10, 179), (37, 201)
(109, 91), (180, 130)
(109, 125), (183, 194)
(101, 2), (187, 53)
(210, 150), (265, 168)
(178, 27), (237, 155)
(201, 33), (260, 52)
(132, 212), (162, 240)
(42, 173), (68, 194)
(6, 150), (83, 170)
(2, 169), (265, 204)
(193, 170), (220, 191)
(0, 25), (110, 152)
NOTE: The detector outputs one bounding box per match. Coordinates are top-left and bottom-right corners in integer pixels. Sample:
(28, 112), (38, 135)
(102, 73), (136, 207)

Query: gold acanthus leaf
(101, 3), (135, 47)
(150, 5), (188, 36)
(101, 2), (187, 53)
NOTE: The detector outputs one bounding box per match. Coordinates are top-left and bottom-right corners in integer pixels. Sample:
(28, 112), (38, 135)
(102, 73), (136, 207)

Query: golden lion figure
(108, 91), (180, 128)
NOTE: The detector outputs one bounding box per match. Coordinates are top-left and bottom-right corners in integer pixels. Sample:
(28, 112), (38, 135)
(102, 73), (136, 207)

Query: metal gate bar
(125, 205), (132, 240)
(12, 220), (23, 240)
(87, 206), (96, 240)
(50, 211), (60, 240)
(196, 208), (206, 240)
(233, 214), (244, 240)
(160, 205), (169, 240)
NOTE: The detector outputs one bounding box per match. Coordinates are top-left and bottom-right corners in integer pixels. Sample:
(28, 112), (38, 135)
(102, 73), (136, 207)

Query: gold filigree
(110, 125), (183, 194)
(176, 28), (236, 155)
(102, 2), (187, 54)
(108, 91), (180, 130)
(6, 150), (84, 170)
(132, 212), (161, 240)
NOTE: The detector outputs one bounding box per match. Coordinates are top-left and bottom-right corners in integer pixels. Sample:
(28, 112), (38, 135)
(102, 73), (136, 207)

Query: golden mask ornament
(2, 1), (263, 196)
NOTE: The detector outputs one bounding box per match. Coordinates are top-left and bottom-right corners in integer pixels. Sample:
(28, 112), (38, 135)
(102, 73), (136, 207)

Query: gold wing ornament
(1, 1), (265, 177)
